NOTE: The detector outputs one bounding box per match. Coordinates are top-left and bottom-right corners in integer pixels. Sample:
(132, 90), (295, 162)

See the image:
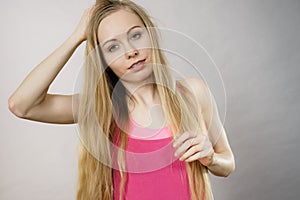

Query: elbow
(224, 155), (236, 177)
(224, 165), (235, 178)
(8, 96), (26, 118)
(232, 156), (236, 173)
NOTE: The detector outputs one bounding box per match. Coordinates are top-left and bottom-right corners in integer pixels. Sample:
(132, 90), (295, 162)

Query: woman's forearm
(8, 34), (83, 116)
(206, 152), (235, 177)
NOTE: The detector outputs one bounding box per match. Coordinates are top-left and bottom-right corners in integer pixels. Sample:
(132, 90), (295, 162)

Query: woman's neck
(121, 75), (160, 108)
(126, 83), (158, 108)
(124, 83), (164, 128)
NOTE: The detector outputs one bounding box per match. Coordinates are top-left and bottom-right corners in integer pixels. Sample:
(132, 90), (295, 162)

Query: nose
(124, 42), (139, 59)
(126, 49), (139, 59)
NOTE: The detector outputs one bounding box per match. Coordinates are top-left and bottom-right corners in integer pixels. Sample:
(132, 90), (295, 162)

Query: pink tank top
(112, 117), (191, 200)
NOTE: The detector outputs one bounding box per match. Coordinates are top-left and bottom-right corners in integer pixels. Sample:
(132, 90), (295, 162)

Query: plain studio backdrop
(1, 0), (300, 199)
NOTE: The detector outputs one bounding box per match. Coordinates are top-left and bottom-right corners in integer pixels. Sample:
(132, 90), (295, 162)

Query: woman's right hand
(72, 6), (95, 43)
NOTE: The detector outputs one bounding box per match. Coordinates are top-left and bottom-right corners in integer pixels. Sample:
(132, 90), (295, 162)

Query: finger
(173, 131), (196, 148)
(184, 151), (202, 162)
(178, 143), (201, 161)
(173, 132), (189, 147)
(178, 135), (208, 160)
(174, 136), (200, 158)
(185, 146), (214, 163)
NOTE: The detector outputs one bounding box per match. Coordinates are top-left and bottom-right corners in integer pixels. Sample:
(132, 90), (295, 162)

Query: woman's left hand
(173, 129), (215, 166)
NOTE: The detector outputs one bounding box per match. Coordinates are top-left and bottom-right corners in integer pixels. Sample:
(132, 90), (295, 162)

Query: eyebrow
(102, 25), (142, 47)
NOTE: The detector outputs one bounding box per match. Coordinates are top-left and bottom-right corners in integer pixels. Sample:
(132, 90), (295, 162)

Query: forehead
(97, 9), (144, 43)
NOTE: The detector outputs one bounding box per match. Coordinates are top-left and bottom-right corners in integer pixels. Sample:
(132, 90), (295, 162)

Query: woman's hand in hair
(71, 6), (95, 44)
(173, 129), (215, 166)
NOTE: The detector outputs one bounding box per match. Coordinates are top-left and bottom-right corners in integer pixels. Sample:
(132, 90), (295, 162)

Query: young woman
(8, 0), (235, 199)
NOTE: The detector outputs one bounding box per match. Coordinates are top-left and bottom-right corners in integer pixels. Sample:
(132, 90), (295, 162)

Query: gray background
(1, 0), (300, 199)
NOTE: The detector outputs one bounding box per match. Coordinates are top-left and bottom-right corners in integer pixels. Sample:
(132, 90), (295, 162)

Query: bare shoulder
(178, 77), (212, 109)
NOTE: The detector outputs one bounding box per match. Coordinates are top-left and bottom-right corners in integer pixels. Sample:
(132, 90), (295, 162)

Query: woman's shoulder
(176, 77), (209, 96)
(176, 77), (211, 107)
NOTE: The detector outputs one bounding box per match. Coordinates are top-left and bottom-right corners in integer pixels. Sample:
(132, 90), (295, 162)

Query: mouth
(128, 59), (146, 69)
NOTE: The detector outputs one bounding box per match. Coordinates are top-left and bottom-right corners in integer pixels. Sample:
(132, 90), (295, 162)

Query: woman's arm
(184, 77), (236, 177)
(8, 8), (93, 124)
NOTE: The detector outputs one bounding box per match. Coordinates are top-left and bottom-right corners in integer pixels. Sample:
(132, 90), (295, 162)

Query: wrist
(207, 152), (216, 167)
(69, 32), (86, 46)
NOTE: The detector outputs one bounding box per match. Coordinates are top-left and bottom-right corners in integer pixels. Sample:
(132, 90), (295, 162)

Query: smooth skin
(8, 6), (235, 177)
(8, 7), (93, 124)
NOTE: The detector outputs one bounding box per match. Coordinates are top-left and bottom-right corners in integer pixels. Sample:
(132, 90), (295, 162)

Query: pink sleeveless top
(112, 117), (191, 200)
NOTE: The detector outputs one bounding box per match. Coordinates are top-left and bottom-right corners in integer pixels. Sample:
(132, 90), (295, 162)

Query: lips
(128, 59), (146, 69)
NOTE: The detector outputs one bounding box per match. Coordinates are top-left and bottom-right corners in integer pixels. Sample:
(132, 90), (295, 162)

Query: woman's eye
(108, 44), (119, 52)
(130, 32), (142, 40)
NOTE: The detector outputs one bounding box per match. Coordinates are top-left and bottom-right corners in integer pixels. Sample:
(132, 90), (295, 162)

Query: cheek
(137, 36), (153, 52)
(109, 59), (126, 77)
(103, 51), (124, 66)
(143, 48), (152, 63)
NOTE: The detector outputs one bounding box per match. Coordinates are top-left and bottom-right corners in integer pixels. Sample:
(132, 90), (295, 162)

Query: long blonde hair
(76, 0), (214, 199)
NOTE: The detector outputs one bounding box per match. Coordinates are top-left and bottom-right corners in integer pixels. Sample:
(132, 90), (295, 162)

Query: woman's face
(97, 9), (153, 83)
